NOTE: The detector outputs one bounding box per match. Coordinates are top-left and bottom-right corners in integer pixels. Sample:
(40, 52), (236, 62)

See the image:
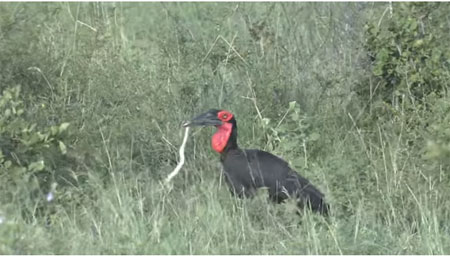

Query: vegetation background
(1, 2), (450, 254)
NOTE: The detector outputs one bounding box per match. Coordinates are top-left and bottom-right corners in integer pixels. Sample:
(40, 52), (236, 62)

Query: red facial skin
(211, 110), (233, 153)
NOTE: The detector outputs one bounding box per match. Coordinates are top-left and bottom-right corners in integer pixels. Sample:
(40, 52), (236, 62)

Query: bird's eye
(222, 114), (228, 119)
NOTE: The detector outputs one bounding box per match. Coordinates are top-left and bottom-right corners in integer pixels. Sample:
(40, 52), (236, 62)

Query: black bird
(184, 109), (330, 215)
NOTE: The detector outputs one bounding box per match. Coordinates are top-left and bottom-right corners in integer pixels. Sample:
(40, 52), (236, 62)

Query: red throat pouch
(211, 122), (233, 153)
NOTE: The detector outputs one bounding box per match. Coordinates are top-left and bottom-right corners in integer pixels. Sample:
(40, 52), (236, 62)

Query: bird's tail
(283, 171), (330, 215)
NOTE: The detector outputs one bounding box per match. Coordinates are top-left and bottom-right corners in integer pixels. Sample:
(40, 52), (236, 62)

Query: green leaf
(291, 112), (299, 121)
(10, 166), (27, 177)
(288, 101), (297, 111)
(3, 91), (12, 100)
(28, 160), (45, 172)
(4, 109), (11, 117)
(26, 133), (41, 145)
(59, 122), (70, 133)
(59, 141), (67, 155)
(50, 126), (59, 136)
(4, 160), (12, 168)
(413, 39), (424, 48)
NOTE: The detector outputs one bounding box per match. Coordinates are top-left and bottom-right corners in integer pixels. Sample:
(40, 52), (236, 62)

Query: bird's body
(185, 109), (329, 215)
(221, 148), (329, 215)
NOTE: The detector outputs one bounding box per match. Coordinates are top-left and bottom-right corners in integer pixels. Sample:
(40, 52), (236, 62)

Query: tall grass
(1, 2), (449, 254)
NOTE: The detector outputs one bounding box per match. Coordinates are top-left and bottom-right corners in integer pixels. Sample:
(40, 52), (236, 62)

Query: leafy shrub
(424, 95), (450, 164)
(259, 101), (321, 170)
(0, 86), (70, 210)
(362, 3), (450, 107)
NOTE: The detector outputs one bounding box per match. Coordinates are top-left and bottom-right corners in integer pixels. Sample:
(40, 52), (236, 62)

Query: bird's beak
(183, 111), (222, 127)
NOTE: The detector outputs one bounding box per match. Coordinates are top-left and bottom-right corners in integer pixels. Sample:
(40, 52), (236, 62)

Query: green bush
(424, 95), (450, 164)
(0, 86), (70, 214)
(359, 2), (450, 178)
(259, 101), (321, 170)
(362, 2), (450, 107)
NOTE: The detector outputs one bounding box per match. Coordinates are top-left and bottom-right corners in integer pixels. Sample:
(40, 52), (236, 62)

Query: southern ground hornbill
(184, 109), (330, 215)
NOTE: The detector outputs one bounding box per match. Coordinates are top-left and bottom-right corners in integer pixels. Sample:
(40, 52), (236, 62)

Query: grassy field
(1, 2), (450, 254)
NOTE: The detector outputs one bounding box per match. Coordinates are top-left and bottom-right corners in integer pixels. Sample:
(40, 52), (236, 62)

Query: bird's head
(183, 109), (237, 153)
(183, 109), (234, 127)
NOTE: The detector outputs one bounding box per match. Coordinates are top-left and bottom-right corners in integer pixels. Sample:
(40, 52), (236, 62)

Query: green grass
(1, 2), (450, 254)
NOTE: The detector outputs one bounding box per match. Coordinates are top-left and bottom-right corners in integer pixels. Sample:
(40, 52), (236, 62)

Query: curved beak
(183, 111), (222, 127)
